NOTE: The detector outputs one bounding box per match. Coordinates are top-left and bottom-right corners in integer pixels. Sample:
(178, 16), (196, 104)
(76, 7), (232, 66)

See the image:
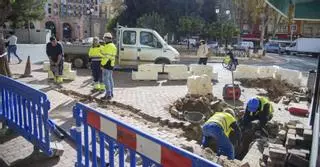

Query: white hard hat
(103, 32), (113, 38)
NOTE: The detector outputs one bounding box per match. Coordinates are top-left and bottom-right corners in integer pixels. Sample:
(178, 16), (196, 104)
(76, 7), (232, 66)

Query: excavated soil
(237, 78), (300, 102)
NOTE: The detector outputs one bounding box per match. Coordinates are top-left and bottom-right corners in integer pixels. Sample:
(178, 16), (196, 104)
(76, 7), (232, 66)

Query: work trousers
(8, 45), (21, 62)
(198, 58), (208, 65)
(202, 122), (235, 159)
(91, 60), (102, 83)
(103, 69), (114, 97)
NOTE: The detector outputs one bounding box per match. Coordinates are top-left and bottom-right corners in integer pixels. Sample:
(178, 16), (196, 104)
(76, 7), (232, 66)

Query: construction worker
(241, 96), (274, 130)
(88, 37), (104, 92)
(100, 32), (117, 100)
(197, 40), (209, 65)
(201, 109), (242, 160)
(46, 37), (64, 84)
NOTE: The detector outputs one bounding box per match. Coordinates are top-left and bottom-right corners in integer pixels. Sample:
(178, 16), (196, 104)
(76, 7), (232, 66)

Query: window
(122, 31), (136, 45)
(140, 31), (162, 48)
(48, 8), (52, 14)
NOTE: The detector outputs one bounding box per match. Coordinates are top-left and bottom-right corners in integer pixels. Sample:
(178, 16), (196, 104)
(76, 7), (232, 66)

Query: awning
(265, 0), (320, 21)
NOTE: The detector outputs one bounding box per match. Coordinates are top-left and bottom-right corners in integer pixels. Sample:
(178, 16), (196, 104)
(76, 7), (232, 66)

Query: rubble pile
(169, 94), (230, 121)
(260, 120), (311, 167)
(237, 78), (300, 102)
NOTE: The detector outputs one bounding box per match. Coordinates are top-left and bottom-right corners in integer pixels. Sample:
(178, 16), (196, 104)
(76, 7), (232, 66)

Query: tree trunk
(28, 20), (31, 43)
(272, 14), (282, 39)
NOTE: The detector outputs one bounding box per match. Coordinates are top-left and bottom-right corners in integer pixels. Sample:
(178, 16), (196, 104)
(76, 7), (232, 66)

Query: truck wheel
(155, 58), (170, 64)
(73, 57), (84, 68)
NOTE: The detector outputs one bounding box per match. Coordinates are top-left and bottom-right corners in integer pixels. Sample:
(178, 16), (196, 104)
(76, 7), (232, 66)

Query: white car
(234, 41), (254, 50)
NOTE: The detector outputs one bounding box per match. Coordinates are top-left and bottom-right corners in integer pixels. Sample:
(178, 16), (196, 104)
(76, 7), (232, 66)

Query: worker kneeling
(201, 109), (242, 160)
(241, 96), (274, 130)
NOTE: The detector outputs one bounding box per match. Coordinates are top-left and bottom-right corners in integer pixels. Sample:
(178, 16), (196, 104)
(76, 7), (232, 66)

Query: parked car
(265, 42), (280, 53)
(207, 41), (219, 49)
(233, 41), (254, 50)
(178, 39), (197, 47)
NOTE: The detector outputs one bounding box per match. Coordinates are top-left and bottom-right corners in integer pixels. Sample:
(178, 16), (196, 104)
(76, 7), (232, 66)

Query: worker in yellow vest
(88, 37), (105, 92)
(241, 96), (274, 129)
(201, 109), (242, 160)
(100, 32), (117, 100)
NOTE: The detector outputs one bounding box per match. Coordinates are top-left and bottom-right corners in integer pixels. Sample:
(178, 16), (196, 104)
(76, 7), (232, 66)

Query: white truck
(285, 38), (320, 57)
(64, 25), (180, 68)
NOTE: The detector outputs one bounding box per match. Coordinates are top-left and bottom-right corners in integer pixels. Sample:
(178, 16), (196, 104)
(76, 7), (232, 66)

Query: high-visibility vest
(256, 96), (274, 115)
(101, 43), (117, 66)
(205, 112), (236, 137)
(88, 45), (102, 60)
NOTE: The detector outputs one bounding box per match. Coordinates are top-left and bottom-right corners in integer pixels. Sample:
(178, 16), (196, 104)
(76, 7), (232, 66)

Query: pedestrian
(201, 109), (242, 160)
(6, 31), (22, 64)
(46, 37), (64, 84)
(240, 96), (274, 130)
(0, 37), (11, 77)
(88, 37), (104, 92)
(197, 39), (209, 65)
(100, 32), (117, 100)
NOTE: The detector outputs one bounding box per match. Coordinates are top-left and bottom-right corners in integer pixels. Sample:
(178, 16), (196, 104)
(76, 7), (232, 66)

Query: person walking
(46, 37), (64, 84)
(100, 33), (117, 100)
(6, 31), (22, 64)
(197, 40), (209, 65)
(88, 37), (104, 92)
(201, 109), (242, 160)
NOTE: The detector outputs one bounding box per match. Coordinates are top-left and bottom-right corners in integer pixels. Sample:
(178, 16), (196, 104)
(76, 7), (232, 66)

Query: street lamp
(87, 7), (94, 37)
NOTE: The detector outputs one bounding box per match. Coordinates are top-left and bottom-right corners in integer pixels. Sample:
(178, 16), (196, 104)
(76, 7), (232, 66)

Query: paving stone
(287, 149), (307, 159)
(303, 129), (312, 141)
(286, 134), (296, 147)
(269, 148), (287, 160)
(295, 124), (304, 135)
(295, 135), (304, 146)
(287, 153), (309, 167)
(278, 130), (286, 141)
(262, 148), (269, 162)
(287, 129), (296, 135)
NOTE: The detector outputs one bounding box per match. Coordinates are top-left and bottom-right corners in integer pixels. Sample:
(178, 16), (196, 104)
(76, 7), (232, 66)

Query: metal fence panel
(73, 102), (221, 167)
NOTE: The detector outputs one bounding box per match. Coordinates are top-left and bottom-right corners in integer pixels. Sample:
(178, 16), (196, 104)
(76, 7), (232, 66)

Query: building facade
(38, 0), (106, 41)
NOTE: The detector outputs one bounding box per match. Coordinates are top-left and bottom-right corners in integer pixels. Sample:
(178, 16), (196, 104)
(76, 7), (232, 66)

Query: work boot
(94, 82), (100, 90)
(56, 76), (63, 84)
(101, 95), (112, 101)
(18, 59), (22, 64)
(98, 83), (105, 92)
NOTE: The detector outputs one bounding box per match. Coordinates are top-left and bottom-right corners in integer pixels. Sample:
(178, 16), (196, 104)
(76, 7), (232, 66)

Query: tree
(221, 22), (240, 46)
(0, 0), (15, 26)
(8, 0), (46, 42)
(178, 16), (205, 37)
(137, 12), (166, 35)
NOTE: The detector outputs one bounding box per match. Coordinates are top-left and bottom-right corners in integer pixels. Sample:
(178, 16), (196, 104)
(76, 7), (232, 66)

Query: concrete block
(212, 72), (218, 81)
(43, 61), (50, 71)
(50, 142), (64, 156)
(288, 149), (307, 159)
(138, 64), (163, 73)
(132, 71), (158, 80)
(164, 64), (188, 73)
(234, 65), (259, 79)
(287, 129), (296, 135)
(64, 70), (76, 80)
(168, 71), (192, 80)
(187, 75), (213, 95)
(287, 154), (309, 167)
(277, 68), (302, 87)
(262, 148), (269, 162)
(189, 64), (213, 74)
(258, 66), (279, 79)
(295, 135), (304, 146)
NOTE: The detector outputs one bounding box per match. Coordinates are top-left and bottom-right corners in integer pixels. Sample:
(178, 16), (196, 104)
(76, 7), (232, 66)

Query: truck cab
(117, 26), (180, 67)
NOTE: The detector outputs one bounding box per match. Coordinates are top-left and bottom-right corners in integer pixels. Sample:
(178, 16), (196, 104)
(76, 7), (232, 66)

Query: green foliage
(178, 16), (205, 36)
(8, 0), (46, 28)
(106, 16), (119, 33)
(137, 12), (166, 35)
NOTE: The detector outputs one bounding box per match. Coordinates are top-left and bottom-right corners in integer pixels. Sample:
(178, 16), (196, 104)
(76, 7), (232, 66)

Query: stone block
(262, 148), (269, 162)
(286, 134), (296, 147)
(288, 149), (307, 159)
(269, 148), (287, 160)
(64, 70), (76, 80)
(278, 130), (286, 141)
(303, 129), (312, 141)
(168, 71), (192, 80)
(51, 142), (64, 156)
(138, 64), (163, 73)
(189, 64), (213, 74)
(287, 129), (296, 135)
(295, 135), (304, 146)
(132, 71), (158, 80)
(287, 153), (309, 167)
(212, 72), (218, 81)
(187, 75), (212, 95)
(300, 149), (310, 159)
(296, 124), (304, 135)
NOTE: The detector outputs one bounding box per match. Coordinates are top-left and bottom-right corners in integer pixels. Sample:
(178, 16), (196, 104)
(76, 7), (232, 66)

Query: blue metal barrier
(73, 102), (221, 167)
(0, 75), (53, 156)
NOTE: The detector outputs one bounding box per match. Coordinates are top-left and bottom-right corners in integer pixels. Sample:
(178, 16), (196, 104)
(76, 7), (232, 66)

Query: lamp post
(216, 8), (231, 47)
(87, 7), (94, 37)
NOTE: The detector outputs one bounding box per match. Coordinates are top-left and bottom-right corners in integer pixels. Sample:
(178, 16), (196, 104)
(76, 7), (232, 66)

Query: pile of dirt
(237, 78), (300, 102)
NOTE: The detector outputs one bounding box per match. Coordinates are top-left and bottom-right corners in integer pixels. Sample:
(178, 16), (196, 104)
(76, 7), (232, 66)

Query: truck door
(138, 31), (163, 64)
(119, 30), (139, 66)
